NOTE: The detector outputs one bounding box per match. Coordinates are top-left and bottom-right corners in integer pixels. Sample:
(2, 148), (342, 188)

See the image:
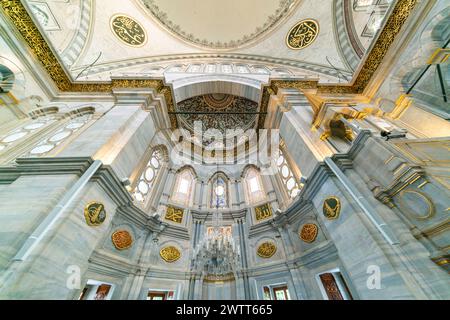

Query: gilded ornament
(165, 206), (184, 224)
(257, 242), (277, 258)
(110, 15), (147, 47)
(300, 223), (318, 243)
(111, 230), (133, 250)
(255, 203), (273, 221)
(323, 197), (341, 220)
(84, 202), (106, 226)
(160, 246), (181, 263)
(286, 19), (319, 50)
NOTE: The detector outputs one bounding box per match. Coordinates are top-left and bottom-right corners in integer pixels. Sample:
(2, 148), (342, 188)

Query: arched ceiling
(139, 0), (300, 49)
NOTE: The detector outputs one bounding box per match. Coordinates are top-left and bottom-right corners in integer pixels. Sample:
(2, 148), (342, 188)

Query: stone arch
(170, 74), (263, 103)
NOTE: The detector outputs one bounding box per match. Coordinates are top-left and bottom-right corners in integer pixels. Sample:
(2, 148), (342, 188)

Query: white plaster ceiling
(23, 0), (394, 83)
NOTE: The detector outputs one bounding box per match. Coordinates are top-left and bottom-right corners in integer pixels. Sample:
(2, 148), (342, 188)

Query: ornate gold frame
(110, 14), (148, 48)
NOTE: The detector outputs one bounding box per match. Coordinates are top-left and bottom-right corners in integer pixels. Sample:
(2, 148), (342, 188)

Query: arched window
(0, 111), (57, 152)
(172, 167), (195, 207)
(133, 148), (165, 203)
(277, 148), (301, 199)
(0, 64), (15, 93)
(27, 112), (93, 157)
(209, 172), (229, 209)
(243, 166), (266, 205)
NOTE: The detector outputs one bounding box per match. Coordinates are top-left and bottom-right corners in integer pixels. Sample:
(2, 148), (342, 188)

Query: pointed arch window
(172, 167), (195, 207)
(243, 166), (266, 205)
(277, 148), (301, 199)
(133, 148), (164, 203)
(210, 172), (229, 209)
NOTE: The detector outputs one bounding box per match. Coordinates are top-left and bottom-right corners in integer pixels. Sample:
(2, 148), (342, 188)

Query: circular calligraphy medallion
(286, 19), (319, 50)
(160, 246), (181, 263)
(257, 242), (277, 259)
(111, 230), (133, 250)
(84, 202), (106, 226)
(299, 223), (319, 243)
(110, 15), (147, 47)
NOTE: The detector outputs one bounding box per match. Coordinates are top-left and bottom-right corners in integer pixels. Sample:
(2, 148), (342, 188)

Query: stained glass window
(210, 173), (228, 209)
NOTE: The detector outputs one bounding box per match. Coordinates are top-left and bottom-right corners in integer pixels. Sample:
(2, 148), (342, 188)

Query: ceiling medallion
(323, 196), (341, 220)
(286, 19), (319, 50)
(165, 206), (184, 223)
(299, 223), (318, 243)
(84, 202), (106, 226)
(111, 230), (133, 250)
(160, 246), (181, 263)
(110, 14), (147, 47)
(257, 242), (277, 258)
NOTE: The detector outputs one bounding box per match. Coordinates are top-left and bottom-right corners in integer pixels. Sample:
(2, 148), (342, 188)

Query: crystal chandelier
(191, 171), (241, 276)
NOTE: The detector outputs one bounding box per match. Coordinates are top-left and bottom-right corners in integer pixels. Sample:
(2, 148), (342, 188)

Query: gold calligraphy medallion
(111, 230), (133, 250)
(84, 202), (106, 226)
(257, 242), (277, 258)
(299, 224), (319, 243)
(165, 206), (184, 223)
(286, 19), (319, 50)
(110, 15), (147, 47)
(160, 246), (181, 263)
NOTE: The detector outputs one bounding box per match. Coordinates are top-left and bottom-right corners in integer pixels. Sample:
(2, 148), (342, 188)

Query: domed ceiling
(139, 0), (300, 49)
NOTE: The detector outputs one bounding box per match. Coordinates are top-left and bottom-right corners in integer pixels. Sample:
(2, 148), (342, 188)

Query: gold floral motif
(286, 19), (319, 50)
(255, 203), (273, 221)
(160, 246), (181, 263)
(257, 242), (277, 258)
(299, 224), (318, 243)
(323, 197), (341, 220)
(111, 230), (133, 250)
(110, 15), (147, 47)
(84, 202), (106, 226)
(165, 206), (184, 224)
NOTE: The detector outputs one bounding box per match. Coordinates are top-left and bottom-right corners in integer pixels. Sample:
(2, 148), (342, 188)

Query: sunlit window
(27, 113), (92, 157)
(277, 149), (301, 199)
(0, 115), (57, 152)
(133, 149), (163, 203)
(172, 167), (195, 207)
(243, 167), (266, 205)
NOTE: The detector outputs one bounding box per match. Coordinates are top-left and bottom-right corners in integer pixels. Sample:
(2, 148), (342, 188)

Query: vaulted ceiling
(24, 0), (395, 83)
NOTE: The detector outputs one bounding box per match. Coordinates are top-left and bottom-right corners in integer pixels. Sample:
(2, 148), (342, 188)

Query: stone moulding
(0, 0), (418, 128)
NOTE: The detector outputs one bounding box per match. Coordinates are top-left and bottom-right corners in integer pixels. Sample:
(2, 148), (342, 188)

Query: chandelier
(191, 172), (241, 276)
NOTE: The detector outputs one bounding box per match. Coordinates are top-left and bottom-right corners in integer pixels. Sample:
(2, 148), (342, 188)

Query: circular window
(286, 177), (296, 190)
(277, 155), (285, 166)
(138, 181), (149, 194)
(2, 131), (27, 143)
(30, 144), (54, 155)
(291, 188), (300, 198)
(24, 122), (45, 130)
(66, 122), (84, 129)
(215, 185), (225, 196)
(151, 157), (160, 169)
(49, 131), (71, 142)
(145, 168), (155, 181)
(281, 165), (290, 178)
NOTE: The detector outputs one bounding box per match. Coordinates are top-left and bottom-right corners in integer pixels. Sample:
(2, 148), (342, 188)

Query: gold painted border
(110, 14), (148, 48)
(285, 19), (320, 50)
